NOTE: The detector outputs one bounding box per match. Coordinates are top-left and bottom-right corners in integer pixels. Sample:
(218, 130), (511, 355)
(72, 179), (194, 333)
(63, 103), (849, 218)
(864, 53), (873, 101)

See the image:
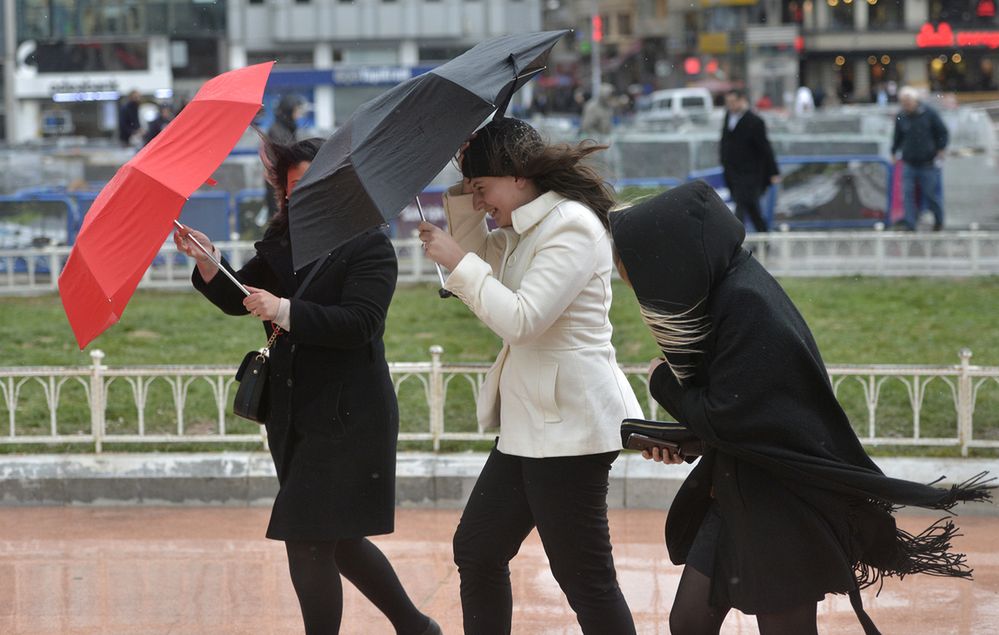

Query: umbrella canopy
(288, 30), (568, 270)
(58, 62), (273, 349)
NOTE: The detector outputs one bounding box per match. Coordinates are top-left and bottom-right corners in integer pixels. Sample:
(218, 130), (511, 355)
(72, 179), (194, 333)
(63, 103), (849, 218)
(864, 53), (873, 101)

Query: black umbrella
(288, 30), (569, 275)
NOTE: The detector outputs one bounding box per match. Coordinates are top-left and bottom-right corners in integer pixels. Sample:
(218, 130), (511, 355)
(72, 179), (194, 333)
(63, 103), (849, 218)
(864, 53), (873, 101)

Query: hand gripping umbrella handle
(415, 198), (454, 299)
(173, 220), (251, 297)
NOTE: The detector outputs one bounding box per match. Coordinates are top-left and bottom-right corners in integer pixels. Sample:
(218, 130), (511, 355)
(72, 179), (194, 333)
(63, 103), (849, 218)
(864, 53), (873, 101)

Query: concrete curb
(1, 453), (995, 514)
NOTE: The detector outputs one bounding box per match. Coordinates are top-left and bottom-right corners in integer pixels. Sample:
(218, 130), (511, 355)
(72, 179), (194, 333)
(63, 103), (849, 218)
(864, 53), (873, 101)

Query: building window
(826, 0), (854, 31)
(930, 0), (998, 27)
(868, 0), (904, 29)
(249, 0), (264, 5)
(617, 12), (633, 36)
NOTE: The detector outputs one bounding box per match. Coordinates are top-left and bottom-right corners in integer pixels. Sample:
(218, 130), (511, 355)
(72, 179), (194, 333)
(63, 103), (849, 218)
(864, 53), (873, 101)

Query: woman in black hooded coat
(609, 180), (991, 635)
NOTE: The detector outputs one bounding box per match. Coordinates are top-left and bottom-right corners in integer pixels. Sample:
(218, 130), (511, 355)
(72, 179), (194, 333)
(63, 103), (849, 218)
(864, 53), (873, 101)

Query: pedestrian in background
(720, 89), (780, 233)
(418, 118), (643, 634)
(117, 90), (141, 147)
(579, 83), (615, 137)
(142, 103), (174, 146)
(175, 137), (441, 635)
(263, 94), (306, 220)
(892, 86), (949, 231)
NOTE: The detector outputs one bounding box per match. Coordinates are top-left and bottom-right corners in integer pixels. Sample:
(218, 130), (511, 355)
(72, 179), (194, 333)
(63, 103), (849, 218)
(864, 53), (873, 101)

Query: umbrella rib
(123, 163), (190, 199)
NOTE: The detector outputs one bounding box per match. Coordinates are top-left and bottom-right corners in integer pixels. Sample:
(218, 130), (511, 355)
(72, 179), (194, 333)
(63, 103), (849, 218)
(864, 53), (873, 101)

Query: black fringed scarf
(610, 181), (993, 634)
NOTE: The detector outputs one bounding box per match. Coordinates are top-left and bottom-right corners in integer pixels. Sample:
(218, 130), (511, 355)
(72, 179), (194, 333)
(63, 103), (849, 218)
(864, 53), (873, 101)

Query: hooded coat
(610, 180), (991, 633)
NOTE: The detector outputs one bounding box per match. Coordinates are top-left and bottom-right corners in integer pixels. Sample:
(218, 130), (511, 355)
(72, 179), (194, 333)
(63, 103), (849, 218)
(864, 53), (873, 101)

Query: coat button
(290, 344), (296, 353)
(286, 378), (293, 388)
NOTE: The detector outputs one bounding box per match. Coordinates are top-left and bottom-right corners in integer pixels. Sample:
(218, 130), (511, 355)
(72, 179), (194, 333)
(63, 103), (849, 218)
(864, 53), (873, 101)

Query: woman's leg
(452, 447), (536, 635)
(285, 540), (344, 635)
(334, 537), (432, 635)
(523, 452), (636, 635)
(669, 566), (730, 635)
(756, 602), (818, 635)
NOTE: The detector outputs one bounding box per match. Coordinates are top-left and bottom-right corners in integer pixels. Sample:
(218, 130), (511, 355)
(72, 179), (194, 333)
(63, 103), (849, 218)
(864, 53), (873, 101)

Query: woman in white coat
(419, 118), (643, 634)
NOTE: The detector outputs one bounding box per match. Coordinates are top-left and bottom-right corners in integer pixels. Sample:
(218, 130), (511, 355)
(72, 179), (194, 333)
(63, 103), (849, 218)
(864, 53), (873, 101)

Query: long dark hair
(258, 133), (323, 236)
(461, 118), (615, 229)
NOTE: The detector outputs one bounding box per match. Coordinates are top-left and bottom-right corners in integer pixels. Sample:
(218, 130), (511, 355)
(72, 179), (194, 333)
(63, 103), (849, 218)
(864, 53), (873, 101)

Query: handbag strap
(263, 250), (335, 349)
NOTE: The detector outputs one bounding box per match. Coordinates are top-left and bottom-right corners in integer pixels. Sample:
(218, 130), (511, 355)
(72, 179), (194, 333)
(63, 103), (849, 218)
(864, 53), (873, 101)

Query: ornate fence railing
(2, 348), (997, 456)
(4, 228), (999, 296)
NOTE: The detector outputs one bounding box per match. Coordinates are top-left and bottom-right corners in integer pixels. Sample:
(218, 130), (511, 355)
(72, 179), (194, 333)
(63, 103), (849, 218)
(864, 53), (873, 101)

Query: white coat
(442, 187), (643, 458)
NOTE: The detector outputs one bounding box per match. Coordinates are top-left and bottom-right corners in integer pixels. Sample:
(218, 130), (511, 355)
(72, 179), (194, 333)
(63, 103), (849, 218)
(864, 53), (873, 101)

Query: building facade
(7, 0), (543, 141)
(801, 0), (999, 103)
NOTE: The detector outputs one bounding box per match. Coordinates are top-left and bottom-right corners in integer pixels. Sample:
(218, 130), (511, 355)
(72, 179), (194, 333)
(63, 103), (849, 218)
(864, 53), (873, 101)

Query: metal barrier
(1, 348), (995, 456)
(687, 155), (895, 231)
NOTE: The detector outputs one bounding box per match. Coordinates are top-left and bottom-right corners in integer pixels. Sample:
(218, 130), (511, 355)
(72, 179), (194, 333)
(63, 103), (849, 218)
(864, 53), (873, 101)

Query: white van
(635, 88), (715, 126)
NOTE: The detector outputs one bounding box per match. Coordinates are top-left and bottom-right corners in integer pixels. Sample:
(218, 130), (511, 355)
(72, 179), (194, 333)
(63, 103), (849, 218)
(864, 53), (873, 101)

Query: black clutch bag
(620, 418), (704, 459)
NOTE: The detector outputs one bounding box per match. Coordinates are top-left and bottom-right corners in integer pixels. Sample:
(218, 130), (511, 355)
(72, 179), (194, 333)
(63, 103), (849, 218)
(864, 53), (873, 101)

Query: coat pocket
(538, 362), (562, 423)
(324, 383), (347, 439)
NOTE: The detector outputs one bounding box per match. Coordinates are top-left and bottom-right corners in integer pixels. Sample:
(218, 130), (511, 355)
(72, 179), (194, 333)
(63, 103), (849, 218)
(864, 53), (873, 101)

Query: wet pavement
(1, 508), (996, 634)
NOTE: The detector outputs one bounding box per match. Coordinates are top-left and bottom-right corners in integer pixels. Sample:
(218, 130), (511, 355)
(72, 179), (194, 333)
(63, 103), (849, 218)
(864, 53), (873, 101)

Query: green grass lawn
(2, 277), (998, 455)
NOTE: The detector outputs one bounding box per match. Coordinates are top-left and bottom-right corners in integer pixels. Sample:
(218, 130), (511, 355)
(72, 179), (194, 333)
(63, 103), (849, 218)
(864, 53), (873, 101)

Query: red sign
(916, 21), (999, 48)
(957, 31), (999, 48)
(978, 0), (996, 18)
(916, 22), (955, 48)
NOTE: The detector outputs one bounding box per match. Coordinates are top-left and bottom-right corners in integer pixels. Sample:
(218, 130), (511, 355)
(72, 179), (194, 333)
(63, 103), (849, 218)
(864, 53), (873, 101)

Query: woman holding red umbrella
(175, 138), (441, 635)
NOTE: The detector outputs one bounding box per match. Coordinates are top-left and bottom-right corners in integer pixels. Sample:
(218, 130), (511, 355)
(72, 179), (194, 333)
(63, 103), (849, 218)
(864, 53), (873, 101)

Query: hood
(609, 180), (746, 376)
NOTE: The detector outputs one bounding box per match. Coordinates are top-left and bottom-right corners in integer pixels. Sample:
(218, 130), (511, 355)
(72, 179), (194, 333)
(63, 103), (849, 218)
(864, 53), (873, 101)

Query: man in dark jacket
(892, 86), (949, 231)
(720, 89), (780, 232)
(117, 90), (141, 147)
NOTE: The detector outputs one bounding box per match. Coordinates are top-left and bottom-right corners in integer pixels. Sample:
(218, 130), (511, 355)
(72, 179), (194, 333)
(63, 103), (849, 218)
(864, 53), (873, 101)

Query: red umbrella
(58, 62), (274, 349)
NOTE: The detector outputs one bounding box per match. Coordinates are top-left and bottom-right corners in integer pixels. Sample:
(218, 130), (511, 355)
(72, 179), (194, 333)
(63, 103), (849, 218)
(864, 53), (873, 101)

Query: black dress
(194, 227), (400, 541)
(610, 181), (991, 633)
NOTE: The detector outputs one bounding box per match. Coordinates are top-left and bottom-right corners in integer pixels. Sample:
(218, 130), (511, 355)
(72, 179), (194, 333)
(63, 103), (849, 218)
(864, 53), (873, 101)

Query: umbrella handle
(173, 220), (251, 297)
(414, 198), (454, 299)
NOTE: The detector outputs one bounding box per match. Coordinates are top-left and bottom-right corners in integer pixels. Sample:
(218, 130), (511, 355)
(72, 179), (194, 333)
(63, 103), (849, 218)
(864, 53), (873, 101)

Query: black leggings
(669, 566), (818, 635)
(285, 537), (429, 635)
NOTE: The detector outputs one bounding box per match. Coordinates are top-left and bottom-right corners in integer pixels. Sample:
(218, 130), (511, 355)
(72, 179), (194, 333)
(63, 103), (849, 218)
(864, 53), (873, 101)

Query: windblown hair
(638, 300), (711, 383)
(256, 131), (323, 236)
(462, 119), (615, 229)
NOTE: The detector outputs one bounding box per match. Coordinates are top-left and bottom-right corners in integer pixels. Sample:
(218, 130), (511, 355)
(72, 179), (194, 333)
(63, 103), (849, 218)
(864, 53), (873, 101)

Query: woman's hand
(418, 221), (467, 271)
(173, 224), (215, 263)
(243, 285), (281, 322)
(641, 446), (685, 465)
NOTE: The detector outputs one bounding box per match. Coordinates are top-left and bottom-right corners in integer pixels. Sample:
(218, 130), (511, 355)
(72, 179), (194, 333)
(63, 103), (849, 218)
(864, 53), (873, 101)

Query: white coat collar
(511, 191), (568, 235)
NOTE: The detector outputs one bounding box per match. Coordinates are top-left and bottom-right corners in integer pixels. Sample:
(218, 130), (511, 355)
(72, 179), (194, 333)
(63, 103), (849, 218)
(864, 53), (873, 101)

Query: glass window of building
(618, 12), (633, 37)
(930, 0), (998, 26)
(826, 0), (854, 30)
(868, 0), (904, 29)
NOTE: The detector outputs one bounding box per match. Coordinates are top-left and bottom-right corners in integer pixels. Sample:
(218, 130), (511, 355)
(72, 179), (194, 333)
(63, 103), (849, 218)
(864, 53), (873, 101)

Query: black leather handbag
(233, 326), (281, 423)
(230, 251), (333, 424)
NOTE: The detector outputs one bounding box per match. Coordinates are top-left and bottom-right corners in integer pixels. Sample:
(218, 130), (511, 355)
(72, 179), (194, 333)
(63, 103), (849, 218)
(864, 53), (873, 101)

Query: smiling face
(286, 161), (310, 199)
(469, 176), (537, 228)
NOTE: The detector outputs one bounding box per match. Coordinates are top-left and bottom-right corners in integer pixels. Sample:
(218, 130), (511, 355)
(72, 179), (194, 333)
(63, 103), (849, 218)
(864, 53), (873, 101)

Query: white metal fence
(2, 347), (997, 456)
(4, 229), (999, 296)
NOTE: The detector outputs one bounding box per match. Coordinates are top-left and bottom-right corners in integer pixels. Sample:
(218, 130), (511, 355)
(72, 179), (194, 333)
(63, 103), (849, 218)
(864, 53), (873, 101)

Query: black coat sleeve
(754, 117), (779, 181)
(192, 254), (270, 316)
(286, 231), (398, 349)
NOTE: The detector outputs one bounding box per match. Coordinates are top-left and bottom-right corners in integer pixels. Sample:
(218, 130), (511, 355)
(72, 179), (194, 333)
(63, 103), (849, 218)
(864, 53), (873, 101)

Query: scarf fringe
(855, 516), (973, 595)
(931, 471), (996, 511)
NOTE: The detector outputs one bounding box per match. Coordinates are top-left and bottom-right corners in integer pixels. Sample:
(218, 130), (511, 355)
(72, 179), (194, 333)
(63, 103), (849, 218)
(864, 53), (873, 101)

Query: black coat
(720, 109), (779, 198)
(611, 182), (991, 631)
(194, 228), (400, 541)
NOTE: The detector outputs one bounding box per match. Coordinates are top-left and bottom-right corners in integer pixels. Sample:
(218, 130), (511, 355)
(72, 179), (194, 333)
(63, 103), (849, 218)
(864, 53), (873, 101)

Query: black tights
(285, 538), (430, 635)
(669, 566), (818, 635)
